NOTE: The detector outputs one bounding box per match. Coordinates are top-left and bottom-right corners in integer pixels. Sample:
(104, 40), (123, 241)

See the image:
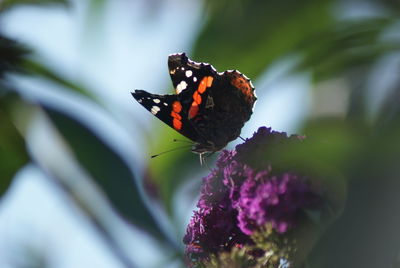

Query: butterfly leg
(199, 152), (205, 166)
(199, 152), (214, 171)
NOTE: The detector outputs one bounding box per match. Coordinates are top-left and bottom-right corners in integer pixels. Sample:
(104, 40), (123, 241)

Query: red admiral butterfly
(132, 53), (256, 158)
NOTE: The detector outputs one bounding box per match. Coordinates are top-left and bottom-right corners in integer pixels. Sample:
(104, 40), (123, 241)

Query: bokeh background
(1, 0), (400, 267)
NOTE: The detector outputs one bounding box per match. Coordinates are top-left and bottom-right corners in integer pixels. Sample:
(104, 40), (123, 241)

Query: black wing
(131, 90), (201, 143)
(168, 53), (216, 97)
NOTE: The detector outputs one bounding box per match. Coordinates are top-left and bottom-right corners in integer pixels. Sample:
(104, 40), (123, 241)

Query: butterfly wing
(131, 90), (201, 142)
(168, 53), (245, 151)
(131, 53), (256, 154)
(188, 71), (256, 151)
(167, 53), (217, 133)
(168, 53), (215, 96)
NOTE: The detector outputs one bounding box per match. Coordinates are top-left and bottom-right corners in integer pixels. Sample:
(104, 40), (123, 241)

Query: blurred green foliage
(42, 106), (166, 241)
(299, 17), (400, 80)
(0, 95), (29, 199)
(0, 36), (30, 199)
(0, 0), (69, 12)
(195, 0), (333, 78)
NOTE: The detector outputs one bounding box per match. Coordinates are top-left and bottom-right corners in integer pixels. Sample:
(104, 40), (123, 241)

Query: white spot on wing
(151, 106), (160, 115)
(153, 99), (160, 103)
(176, 81), (188, 94)
(163, 102), (168, 106)
(181, 67), (185, 71)
(193, 77), (197, 82)
(185, 70), (193, 77)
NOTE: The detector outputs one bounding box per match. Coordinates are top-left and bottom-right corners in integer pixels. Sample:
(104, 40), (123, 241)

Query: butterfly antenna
(239, 136), (246, 141)
(151, 144), (192, 159)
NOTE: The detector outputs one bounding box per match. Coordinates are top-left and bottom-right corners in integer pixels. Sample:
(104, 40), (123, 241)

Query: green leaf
(298, 17), (400, 81)
(193, 0), (334, 80)
(41, 104), (168, 242)
(0, 97), (29, 198)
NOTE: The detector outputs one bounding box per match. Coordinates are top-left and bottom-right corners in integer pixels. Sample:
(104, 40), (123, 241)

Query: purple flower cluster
(237, 171), (320, 235)
(183, 127), (322, 265)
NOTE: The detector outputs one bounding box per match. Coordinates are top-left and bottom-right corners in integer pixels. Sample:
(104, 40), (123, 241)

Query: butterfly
(132, 53), (256, 161)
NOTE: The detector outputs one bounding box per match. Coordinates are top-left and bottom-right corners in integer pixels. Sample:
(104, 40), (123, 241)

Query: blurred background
(1, 0), (400, 267)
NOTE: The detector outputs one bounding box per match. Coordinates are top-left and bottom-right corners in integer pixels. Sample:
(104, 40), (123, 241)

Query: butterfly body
(132, 53), (256, 154)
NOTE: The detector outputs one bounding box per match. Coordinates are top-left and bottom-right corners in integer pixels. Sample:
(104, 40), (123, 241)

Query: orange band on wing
(172, 101), (182, 112)
(193, 91), (202, 104)
(173, 118), (182, 130)
(170, 111), (181, 120)
(206, 76), (213, 87)
(188, 102), (199, 119)
(171, 101), (183, 130)
(197, 76), (213, 94)
(188, 76), (214, 119)
(197, 77), (207, 94)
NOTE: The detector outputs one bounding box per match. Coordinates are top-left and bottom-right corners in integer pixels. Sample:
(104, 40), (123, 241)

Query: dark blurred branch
(0, 35), (30, 79)
(0, 34), (102, 105)
(20, 58), (101, 102)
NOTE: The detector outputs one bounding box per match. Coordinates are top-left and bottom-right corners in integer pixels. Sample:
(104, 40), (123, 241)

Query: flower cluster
(183, 127), (323, 267)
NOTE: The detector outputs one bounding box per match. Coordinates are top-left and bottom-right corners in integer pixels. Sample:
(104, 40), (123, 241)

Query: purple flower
(183, 127), (323, 267)
(237, 171), (320, 235)
(216, 149), (236, 169)
(183, 206), (250, 263)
